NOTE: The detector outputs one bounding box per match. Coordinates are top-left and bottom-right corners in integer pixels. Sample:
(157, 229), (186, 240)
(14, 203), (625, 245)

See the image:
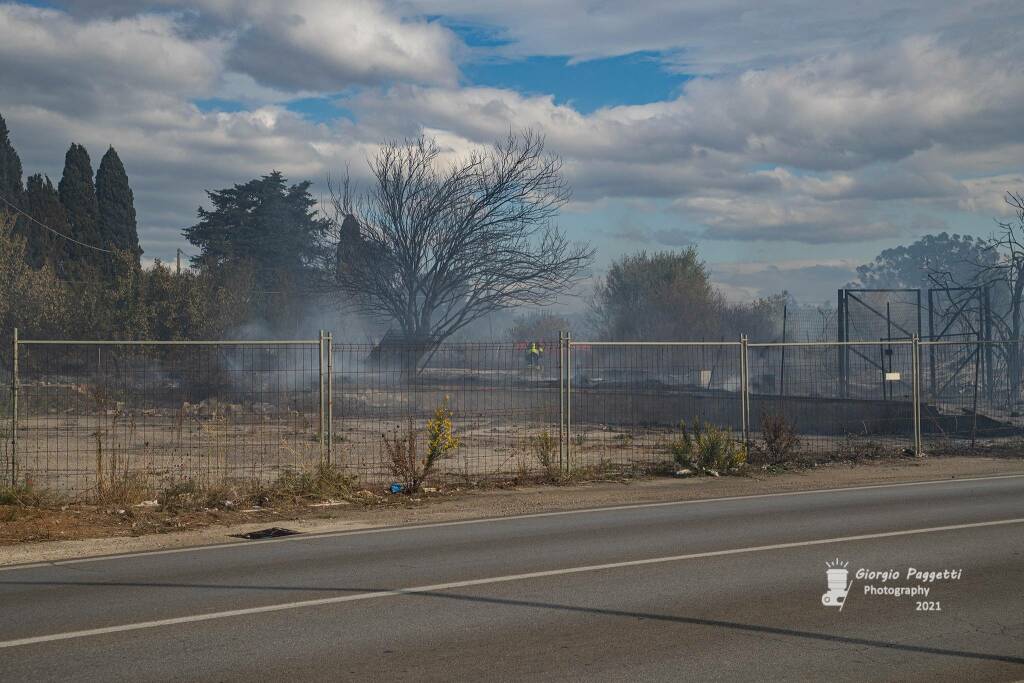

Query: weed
(95, 470), (153, 506)
(383, 419), (422, 491)
(384, 398), (460, 493)
(157, 479), (203, 512)
(271, 460), (356, 501)
(0, 481), (64, 507)
(756, 412), (800, 466)
(668, 419), (695, 467)
(153, 457), (358, 512)
(840, 438), (893, 462)
(529, 430), (560, 480)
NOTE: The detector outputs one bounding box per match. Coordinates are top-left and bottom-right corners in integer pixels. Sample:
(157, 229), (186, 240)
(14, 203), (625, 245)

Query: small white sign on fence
(884, 372), (901, 381)
(700, 369), (712, 387)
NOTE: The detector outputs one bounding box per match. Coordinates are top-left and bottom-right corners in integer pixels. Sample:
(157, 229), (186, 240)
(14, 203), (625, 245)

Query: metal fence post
(558, 331), (565, 473)
(912, 335), (923, 456)
(326, 332), (334, 465)
(566, 331), (572, 471)
(318, 330), (325, 460)
(740, 335), (750, 445)
(10, 327), (18, 488)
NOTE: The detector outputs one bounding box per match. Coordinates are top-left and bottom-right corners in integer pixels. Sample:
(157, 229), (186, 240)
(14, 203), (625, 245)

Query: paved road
(1, 475), (1022, 681)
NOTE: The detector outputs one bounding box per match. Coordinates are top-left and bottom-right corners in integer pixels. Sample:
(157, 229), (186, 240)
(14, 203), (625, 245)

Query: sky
(2, 0), (1023, 303)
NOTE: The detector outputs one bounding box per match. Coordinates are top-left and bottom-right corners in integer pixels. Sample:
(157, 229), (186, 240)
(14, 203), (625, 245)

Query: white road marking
(2, 473), (1022, 572)
(1, 517), (1021, 649)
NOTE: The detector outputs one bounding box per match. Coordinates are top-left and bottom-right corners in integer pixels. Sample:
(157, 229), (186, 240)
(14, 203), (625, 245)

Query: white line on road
(2, 473), (1022, 572)
(2, 517), (1021, 650)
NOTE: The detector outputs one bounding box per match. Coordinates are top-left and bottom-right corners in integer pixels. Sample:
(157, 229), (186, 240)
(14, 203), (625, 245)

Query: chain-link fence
(6, 332), (1021, 496)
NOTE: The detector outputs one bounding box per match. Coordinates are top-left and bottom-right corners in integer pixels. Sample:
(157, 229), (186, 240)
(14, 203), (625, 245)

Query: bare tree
(925, 191), (1024, 404)
(978, 193), (1024, 402)
(326, 131), (593, 361)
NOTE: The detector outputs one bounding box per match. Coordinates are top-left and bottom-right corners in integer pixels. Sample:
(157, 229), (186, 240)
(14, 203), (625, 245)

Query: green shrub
(670, 418), (747, 474)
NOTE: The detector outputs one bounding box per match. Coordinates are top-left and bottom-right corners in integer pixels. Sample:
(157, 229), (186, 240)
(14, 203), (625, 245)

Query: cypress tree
(58, 143), (105, 277)
(24, 174), (70, 271)
(0, 113), (33, 258)
(0, 113), (23, 206)
(96, 146), (141, 263)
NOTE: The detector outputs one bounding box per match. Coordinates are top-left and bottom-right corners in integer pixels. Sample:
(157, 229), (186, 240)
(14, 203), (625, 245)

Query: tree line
(0, 113), (256, 355)
(0, 111), (787, 361)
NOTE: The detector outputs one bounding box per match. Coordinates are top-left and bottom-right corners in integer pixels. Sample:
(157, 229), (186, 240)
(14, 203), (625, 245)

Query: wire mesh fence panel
(779, 303), (840, 342)
(14, 342), (321, 496)
(921, 340), (1024, 453)
(331, 341), (560, 485)
(12, 333), (1024, 497)
(841, 289), (922, 342)
(567, 343), (744, 472)
(747, 342), (916, 461)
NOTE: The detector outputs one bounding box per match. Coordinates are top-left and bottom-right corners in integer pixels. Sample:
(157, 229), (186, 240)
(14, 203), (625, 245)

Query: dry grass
(0, 482), (65, 507)
(157, 460), (357, 513)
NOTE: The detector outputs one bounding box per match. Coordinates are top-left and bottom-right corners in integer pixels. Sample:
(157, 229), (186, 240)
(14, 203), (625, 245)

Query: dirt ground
(2, 454), (1022, 567)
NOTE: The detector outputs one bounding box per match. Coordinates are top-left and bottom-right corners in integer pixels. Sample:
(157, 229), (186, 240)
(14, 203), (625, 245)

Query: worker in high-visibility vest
(526, 341), (541, 369)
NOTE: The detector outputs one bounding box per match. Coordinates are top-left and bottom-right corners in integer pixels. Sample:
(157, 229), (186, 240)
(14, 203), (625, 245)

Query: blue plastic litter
(390, 483), (405, 494)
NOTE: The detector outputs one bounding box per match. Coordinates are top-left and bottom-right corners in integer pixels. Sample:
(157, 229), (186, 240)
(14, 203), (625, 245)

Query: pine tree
(185, 171), (329, 288)
(96, 146), (141, 263)
(23, 174), (70, 271)
(58, 143), (105, 278)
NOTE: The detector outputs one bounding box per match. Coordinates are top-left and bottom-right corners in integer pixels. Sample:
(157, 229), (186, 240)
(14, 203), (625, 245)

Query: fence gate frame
(838, 288), (923, 399)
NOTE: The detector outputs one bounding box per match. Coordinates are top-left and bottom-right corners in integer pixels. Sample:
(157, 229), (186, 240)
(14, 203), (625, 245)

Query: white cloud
(55, 0), (461, 93)
(407, 0), (1008, 71)
(710, 258), (859, 302)
(0, 5), (220, 114)
(220, 0), (459, 91)
(959, 175), (1024, 216)
(3, 0), (1024, 270)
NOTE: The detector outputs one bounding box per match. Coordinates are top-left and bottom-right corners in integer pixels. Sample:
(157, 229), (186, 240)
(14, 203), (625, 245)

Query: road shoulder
(2, 455), (1022, 567)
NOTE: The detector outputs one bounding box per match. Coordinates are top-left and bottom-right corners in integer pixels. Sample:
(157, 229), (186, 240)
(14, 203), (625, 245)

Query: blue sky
(463, 53), (688, 114)
(197, 52), (685, 120)
(2, 1), (1023, 302)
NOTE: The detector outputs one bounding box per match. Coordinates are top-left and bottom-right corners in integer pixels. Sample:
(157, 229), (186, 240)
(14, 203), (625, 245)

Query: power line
(0, 191), (114, 255)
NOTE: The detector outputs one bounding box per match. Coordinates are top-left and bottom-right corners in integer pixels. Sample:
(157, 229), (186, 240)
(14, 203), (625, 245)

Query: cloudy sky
(2, 0), (1023, 302)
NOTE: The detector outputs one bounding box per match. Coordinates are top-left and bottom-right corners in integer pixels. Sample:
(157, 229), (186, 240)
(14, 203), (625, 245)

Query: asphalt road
(1, 475), (1022, 682)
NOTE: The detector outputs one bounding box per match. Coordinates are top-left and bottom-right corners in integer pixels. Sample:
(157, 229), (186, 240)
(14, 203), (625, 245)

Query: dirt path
(2, 455), (1022, 567)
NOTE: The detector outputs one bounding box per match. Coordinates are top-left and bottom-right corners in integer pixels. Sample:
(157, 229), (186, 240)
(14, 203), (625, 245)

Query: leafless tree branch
(322, 130), (593, 359)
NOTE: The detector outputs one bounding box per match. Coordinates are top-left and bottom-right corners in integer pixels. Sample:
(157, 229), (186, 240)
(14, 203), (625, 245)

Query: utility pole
(176, 248), (183, 274)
